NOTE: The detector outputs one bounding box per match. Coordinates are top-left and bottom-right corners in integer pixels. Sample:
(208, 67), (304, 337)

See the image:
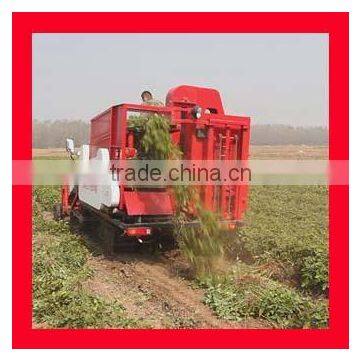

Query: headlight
(192, 105), (202, 119)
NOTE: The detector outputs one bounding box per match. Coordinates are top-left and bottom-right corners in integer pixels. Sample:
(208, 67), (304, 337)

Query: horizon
(32, 118), (329, 129)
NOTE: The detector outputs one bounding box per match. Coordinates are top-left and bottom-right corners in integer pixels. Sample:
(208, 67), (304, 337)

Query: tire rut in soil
(86, 251), (250, 329)
(76, 221), (268, 329)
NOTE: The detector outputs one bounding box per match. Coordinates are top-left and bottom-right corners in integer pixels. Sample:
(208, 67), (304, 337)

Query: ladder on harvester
(215, 132), (238, 219)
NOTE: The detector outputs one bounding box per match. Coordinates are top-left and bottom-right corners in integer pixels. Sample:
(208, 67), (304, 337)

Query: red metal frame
(12, 12), (348, 349)
(89, 85), (250, 221)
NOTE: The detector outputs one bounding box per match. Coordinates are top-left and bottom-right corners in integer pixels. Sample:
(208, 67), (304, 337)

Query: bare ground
(249, 144), (328, 159)
(83, 249), (268, 329)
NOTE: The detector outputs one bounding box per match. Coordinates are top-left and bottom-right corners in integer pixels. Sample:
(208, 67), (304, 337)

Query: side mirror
(66, 138), (75, 155)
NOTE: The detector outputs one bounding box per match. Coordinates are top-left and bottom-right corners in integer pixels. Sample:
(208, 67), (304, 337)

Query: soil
(83, 248), (268, 329)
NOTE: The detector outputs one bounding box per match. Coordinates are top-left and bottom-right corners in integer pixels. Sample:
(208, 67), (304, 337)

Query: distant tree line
(33, 120), (90, 148)
(250, 124), (328, 145)
(33, 120), (328, 148)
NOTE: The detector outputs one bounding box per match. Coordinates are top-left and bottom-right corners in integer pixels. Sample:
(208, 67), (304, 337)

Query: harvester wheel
(69, 210), (79, 231)
(98, 221), (116, 257)
(53, 203), (63, 221)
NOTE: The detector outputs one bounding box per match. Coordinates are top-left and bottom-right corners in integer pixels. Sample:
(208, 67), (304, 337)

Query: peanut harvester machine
(55, 85), (251, 254)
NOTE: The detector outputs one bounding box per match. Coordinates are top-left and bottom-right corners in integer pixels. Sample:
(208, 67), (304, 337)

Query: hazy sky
(33, 33), (328, 127)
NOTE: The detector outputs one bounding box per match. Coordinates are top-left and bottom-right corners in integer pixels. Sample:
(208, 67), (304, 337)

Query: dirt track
(84, 249), (267, 329)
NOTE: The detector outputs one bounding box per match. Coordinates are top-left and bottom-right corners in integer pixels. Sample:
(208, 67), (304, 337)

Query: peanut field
(32, 145), (328, 329)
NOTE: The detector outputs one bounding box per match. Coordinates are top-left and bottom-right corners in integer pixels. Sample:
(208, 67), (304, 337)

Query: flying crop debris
(131, 113), (226, 277)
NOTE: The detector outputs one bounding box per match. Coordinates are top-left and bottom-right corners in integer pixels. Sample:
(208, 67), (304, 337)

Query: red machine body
(89, 85), (251, 222)
(59, 85), (251, 253)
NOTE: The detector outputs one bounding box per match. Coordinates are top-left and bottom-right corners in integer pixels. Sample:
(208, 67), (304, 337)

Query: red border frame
(12, 12), (349, 349)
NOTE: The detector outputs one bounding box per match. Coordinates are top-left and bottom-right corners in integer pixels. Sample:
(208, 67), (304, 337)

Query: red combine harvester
(56, 85), (251, 254)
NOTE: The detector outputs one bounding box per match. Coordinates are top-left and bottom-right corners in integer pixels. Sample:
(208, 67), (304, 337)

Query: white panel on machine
(69, 144), (90, 193)
(78, 148), (120, 210)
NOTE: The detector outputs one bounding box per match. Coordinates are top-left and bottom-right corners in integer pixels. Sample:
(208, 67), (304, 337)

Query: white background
(0, 0), (357, 358)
